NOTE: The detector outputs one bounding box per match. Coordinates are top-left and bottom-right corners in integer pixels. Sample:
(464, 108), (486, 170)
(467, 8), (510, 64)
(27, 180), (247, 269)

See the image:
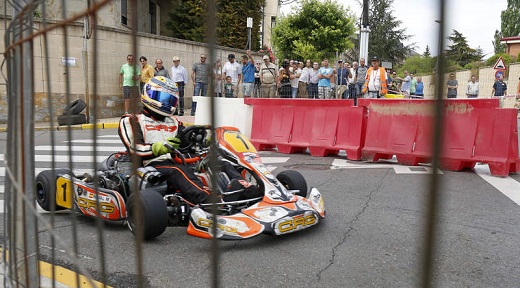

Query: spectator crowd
(120, 52), (520, 115)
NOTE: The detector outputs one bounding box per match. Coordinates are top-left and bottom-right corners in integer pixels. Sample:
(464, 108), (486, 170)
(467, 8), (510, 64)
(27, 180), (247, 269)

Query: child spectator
(224, 76), (235, 98)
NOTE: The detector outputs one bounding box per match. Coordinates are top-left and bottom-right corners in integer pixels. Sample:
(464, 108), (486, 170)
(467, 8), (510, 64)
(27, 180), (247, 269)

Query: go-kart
(35, 125), (325, 240)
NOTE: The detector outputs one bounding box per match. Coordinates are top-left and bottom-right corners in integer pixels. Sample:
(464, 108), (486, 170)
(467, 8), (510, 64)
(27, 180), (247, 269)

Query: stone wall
(420, 63), (520, 108)
(0, 19), (260, 124)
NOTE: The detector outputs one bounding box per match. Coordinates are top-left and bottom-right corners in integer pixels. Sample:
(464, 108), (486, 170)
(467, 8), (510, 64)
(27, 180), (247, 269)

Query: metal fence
(2, 0), (450, 287)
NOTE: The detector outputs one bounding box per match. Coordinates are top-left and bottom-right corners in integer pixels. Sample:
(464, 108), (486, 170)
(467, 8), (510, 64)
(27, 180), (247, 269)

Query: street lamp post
(247, 17), (253, 50)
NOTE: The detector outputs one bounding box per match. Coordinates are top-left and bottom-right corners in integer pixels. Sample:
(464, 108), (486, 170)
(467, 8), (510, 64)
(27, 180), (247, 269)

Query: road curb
(0, 121), (195, 132)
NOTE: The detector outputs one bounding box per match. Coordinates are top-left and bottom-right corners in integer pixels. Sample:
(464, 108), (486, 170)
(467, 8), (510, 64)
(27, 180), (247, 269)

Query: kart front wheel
(35, 169), (73, 211)
(276, 170), (308, 198)
(126, 189), (168, 240)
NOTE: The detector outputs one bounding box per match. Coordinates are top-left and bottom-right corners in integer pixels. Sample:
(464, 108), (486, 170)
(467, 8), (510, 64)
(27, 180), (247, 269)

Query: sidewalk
(0, 114), (196, 132)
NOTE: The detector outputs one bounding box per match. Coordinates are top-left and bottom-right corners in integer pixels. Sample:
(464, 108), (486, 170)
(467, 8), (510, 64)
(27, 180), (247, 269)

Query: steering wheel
(177, 125), (211, 153)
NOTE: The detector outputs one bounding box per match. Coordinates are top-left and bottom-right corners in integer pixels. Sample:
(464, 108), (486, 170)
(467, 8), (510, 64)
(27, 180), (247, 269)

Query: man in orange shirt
(362, 56), (388, 98)
(139, 56), (155, 93)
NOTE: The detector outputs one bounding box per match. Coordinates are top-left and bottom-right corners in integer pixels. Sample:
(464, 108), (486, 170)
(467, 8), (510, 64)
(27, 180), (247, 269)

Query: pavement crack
(313, 169), (390, 284)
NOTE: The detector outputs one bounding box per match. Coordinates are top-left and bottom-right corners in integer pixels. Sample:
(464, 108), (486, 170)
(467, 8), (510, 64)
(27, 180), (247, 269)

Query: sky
(280, 0), (508, 59)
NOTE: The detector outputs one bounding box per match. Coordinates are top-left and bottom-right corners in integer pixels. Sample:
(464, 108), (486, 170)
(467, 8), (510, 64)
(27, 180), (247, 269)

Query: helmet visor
(147, 90), (178, 107)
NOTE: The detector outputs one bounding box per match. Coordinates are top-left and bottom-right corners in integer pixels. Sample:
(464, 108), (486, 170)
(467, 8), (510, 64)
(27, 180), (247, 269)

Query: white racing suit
(118, 111), (210, 205)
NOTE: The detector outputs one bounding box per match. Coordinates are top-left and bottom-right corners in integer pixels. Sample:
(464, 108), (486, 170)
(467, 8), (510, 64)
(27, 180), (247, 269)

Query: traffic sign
(495, 70), (505, 80)
(493, 57), (506, 70)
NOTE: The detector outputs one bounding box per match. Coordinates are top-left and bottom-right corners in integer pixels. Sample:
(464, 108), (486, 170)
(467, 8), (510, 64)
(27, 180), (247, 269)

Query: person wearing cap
(223, 53), (242, 97)
(362, 56), (388, 98)
(492, 73), (507, 97)
(335, 59), (351, 99)
(170, 56), (188, 115)
(259, 54), (278, 98)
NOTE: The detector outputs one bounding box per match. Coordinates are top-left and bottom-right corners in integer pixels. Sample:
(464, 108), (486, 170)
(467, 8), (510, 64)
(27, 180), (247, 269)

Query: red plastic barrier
(358, 99), (435, 165)
(441, 107), (520, 176)
(247, 103), (276, 150)
(308, 106), (367, 160)
(357, 98), (519, 176)
(245, 99), (355, 154)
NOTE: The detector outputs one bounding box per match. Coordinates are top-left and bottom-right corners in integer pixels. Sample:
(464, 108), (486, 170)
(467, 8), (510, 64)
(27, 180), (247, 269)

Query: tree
(445, 30), (482, 67)
(364, 0), (414, 64)
(494, 0), (520, 54)
(164, 0), (264, 50)
(397, 55), (434, 75)
(500, 0), (520, 37)
(423, 45), (431, 58)
(271, 0), (356, 61)
(493, 30), (506, 54)
(216, 0), (264, 49)
(165, 0), (206, 42)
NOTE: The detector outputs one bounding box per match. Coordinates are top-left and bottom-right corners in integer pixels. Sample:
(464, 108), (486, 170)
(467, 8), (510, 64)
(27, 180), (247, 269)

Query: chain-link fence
(0, 0), (492, 287)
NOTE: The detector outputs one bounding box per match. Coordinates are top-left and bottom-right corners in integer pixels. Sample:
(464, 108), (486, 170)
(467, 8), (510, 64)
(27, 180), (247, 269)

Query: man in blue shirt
(241, 50), (255, 98)
(492, 74), (507, 96)
(318, 59), (333, 99)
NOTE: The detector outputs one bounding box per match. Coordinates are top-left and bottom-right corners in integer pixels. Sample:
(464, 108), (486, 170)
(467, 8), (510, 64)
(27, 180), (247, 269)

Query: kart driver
(118, 76), (259, 205)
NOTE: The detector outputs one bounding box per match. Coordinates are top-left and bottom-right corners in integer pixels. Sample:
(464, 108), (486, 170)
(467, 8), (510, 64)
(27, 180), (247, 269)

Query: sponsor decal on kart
(273, 212), (319, 235)
(73, 183), (122, 220)
(250, 207), (289, 222)
(190, 209), (264, 239)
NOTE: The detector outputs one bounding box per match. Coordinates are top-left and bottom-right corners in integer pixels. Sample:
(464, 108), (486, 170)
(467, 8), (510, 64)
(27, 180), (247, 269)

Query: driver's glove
(166, 137), (182, 149)
(152, 142), (169, 156)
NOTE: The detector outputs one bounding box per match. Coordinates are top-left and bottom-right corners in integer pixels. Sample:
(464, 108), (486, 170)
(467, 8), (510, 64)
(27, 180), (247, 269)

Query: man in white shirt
(349, 61), (357, 101)
(298, 60), (311, 98)
(223, 54), (242, 97)
(466, 75), (479, 98)
(170, 56), (188, 115)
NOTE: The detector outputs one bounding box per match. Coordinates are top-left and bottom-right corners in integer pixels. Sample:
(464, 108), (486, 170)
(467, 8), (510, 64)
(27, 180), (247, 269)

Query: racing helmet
(141, 76), (179, 117)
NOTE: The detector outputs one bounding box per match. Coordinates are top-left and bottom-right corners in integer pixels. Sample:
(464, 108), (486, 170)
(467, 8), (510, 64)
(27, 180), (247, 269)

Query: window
(121, 0), (128, 26)
(149, 1), (157, 34)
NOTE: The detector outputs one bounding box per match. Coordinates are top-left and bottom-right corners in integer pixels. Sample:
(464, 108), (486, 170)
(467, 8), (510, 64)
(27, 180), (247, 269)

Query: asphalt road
(1, 128), (519, 287)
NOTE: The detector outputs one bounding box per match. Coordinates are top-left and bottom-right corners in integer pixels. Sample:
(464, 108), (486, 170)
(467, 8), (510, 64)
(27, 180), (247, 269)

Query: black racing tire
(63, 99), (87, 115)
(35, 169), (73, 211)
(276, 170), (308, 198)
(126, 188), (168, 240)
(57, 114), (87, 126)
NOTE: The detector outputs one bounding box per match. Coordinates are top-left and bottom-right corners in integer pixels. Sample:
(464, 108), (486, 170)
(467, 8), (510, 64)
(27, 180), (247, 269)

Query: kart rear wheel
(126, 188), (168, 240)
(276, 170), (308, 198)
(35, 169), (73, 211)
